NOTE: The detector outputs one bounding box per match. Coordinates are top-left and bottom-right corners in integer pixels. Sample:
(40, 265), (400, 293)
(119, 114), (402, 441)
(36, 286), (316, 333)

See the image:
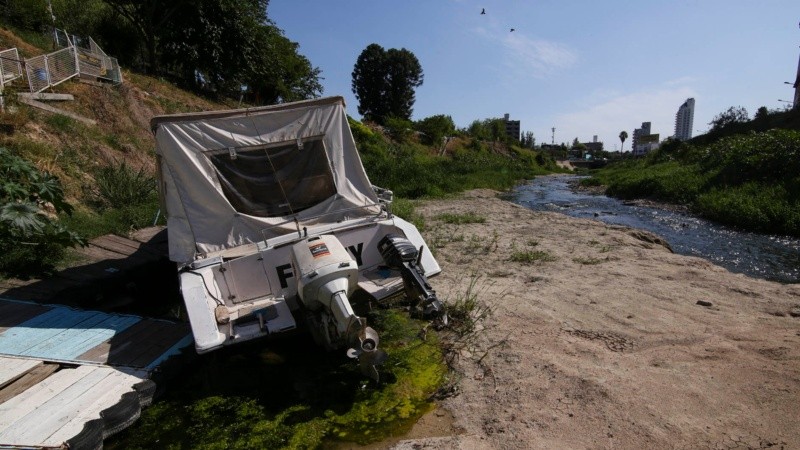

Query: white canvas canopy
(151, 97), (380, 263)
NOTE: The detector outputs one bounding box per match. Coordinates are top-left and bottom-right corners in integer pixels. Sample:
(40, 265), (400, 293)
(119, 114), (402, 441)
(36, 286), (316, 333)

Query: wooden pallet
(0, 299), (192, 449)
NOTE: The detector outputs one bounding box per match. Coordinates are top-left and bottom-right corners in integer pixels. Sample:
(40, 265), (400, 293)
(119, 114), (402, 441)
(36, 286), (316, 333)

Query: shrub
(0, 148), (84, 276)
(414, 114), (455, 146)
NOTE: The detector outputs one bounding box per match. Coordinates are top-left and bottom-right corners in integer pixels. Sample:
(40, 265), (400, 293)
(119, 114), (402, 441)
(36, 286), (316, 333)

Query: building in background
(580, 135), (604, 156)
(674, 98), (695, 141)
(503, 113), (520, 142)
(632, 122), (650, 155)
(632, 122), (659, 156)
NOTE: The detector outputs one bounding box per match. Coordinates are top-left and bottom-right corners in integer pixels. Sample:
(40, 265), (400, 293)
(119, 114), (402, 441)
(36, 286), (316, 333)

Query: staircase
(0, 28), (122, 95)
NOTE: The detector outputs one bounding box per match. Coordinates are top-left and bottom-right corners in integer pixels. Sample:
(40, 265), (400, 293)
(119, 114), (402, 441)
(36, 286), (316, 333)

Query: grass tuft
(509, 250), (555, 264)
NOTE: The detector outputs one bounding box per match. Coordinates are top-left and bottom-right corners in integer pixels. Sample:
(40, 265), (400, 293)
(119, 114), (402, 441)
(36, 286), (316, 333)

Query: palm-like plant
(0, 148), (84, 274)
(619, 131), (628, 152)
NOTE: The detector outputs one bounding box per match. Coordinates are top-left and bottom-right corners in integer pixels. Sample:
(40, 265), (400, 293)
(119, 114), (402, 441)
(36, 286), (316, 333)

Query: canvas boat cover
(151, 96), (380, 263)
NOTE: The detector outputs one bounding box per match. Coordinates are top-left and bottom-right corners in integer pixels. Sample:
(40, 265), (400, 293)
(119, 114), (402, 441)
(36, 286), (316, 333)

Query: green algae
(105, 309), (446, 449)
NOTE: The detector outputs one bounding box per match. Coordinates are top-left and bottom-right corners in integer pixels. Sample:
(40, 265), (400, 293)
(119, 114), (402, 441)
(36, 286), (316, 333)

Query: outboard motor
(377, 234), (444, 319)
(291, 235), (387, 380)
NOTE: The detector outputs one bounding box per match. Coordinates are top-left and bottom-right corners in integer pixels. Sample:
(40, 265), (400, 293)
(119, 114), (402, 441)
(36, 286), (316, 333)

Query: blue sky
(270, 1), (800, 150)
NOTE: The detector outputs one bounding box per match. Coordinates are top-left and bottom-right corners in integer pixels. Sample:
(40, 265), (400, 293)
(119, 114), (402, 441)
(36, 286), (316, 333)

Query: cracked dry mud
(390, 188), (800, 450)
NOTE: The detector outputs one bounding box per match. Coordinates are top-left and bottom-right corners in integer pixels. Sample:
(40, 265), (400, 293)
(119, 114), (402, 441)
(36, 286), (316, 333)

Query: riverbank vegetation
(586, 115), (800, 236)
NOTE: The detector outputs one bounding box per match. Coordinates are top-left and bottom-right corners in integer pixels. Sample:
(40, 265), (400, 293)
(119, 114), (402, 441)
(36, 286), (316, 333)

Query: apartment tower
(674, 98), (695, 141)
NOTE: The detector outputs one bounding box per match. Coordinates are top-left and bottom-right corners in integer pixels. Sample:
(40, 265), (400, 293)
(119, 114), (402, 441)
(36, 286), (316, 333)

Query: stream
(510, 175), (800, 284)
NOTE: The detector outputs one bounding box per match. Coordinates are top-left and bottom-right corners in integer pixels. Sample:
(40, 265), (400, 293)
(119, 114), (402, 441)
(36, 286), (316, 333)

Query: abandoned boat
(151, 96), (442, 377)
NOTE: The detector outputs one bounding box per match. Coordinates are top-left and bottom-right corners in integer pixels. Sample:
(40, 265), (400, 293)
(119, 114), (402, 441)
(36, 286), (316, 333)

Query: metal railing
(53, 29), (122, 84)
(25, 47), (79, 93)
(1, 29), (124, 94)
(0, 48), (23, 89)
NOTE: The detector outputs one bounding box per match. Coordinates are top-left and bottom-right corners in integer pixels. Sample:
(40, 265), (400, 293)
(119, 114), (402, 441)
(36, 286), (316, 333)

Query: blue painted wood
(34, 314), (142, 361)
(0, 306), (140, 361)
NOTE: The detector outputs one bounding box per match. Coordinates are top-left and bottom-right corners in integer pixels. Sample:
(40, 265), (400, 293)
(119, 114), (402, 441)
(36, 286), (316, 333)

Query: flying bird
(510, 28), (515, 32)
(481, 8), (486, 15)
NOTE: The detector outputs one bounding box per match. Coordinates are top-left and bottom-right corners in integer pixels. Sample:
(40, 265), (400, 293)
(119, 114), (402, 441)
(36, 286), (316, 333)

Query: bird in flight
(481, 8), (486, 15)
(510, 28), (515, 32)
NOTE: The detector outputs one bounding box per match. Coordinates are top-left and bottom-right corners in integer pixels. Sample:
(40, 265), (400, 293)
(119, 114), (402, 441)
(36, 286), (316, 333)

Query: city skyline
(270, 1), (800, 148)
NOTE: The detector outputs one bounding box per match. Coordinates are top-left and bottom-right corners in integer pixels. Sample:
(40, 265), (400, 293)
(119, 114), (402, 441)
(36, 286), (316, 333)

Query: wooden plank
(0, 309), (105, 356)
(74, 319), (190, 368)
(17, 92), (74, 101)
(128, 324), (192, 368)
(90, 235), (144, 257)
(0, 367), (137, 445)
(0, 308), (140, 361)
(16, 97), (96, 126)
(26, 314), (141, 361)
(0, 363), (58, 405)
(130, 226), (167, 245)
(74, 320), (162, 363)
(0, 301), (52, 333)
(0, 367), (94, 429)
(45, 370), (143, 445)
(74, 244), (130, 261)
(144, 334), (194, 371)
(0, 366), (112, 443)
(0, 357), (40, 389)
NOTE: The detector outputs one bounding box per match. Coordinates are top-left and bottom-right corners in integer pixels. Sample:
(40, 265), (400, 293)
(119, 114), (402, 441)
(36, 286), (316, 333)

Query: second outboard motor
(377, 234), (444, 319)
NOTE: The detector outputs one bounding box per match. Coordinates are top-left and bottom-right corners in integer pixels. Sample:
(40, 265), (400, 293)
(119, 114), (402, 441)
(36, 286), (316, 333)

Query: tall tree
(352, 44), (423, 124)
(101, 0), (321, 103)
(351, 44), (388, 121)
(619, 131), (628, 152)
(101, 0), (191, 73)
(521, 131), (535, 148)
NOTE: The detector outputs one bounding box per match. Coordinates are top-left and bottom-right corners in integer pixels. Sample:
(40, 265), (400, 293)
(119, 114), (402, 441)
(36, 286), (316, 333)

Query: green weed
(95, 161), (156, 208)
(509, 250), (555, 264)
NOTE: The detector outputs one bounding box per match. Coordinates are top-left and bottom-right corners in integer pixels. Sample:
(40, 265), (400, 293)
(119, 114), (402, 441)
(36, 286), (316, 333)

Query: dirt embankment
(394, 188), (800, 449)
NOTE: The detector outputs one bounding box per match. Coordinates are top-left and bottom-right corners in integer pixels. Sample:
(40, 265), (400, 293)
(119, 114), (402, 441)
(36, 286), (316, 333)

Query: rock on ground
(395, 188), (800, 450)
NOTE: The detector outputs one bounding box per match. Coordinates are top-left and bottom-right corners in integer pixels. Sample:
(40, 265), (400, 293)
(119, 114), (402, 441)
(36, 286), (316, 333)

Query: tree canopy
(352, 44), (423, 124)
(30, 0), (323, 104)
(709, 106), (749, 132)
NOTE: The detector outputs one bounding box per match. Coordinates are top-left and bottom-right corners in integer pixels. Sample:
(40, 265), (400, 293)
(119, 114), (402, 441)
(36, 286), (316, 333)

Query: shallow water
(510, 175), (800, 284)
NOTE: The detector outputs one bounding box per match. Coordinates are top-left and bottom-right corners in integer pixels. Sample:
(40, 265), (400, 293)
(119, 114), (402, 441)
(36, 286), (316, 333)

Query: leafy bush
(414, 114), (456, 146)
(383, 116), (414, 142)
(0, 148), (84, 276)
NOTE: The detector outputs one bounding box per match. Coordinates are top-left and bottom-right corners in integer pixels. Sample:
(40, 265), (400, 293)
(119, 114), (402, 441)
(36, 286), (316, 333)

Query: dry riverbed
(391, 189), (800, 449)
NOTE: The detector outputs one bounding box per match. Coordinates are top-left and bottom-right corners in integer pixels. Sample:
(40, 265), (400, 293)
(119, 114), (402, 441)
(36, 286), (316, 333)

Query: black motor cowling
(378, 234), (444, 318)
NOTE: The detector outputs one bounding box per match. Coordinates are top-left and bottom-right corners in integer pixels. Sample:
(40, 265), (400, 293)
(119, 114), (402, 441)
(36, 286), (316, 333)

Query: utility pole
(551, 127), (555, 145)
(793, 20), (800, 109)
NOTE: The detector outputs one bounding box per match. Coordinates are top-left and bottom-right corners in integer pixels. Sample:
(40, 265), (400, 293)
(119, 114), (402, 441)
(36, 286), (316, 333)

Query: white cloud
(473, 27), (578, 78)
(539, 84), (698, 150)
(502, 33), (578, 77)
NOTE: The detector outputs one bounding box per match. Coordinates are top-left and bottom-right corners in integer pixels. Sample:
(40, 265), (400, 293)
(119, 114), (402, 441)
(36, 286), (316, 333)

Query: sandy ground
(390, 186), (800, 450)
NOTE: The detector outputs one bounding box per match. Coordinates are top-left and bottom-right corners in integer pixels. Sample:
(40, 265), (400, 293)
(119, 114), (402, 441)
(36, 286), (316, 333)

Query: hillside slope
(1, 27), (231, 201)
